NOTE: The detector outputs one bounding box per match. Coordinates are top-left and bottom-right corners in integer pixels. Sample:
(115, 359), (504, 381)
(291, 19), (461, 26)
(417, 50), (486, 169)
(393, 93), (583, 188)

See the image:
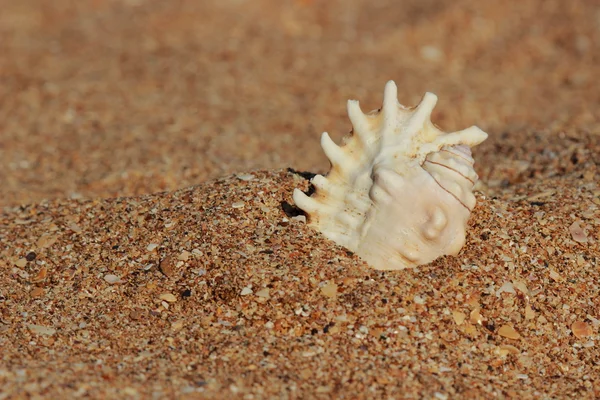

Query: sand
(1, 0), (599, 398)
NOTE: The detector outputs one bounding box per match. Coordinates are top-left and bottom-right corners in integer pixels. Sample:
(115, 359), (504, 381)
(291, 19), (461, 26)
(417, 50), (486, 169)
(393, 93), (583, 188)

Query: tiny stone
(104, 274), (121, 284)
(159, 293), (177, 303)
(236, 173), (255, 181)
(256, 288), (270, 299)
(25, 252), (37, 261)
(549, 269), (564, 282)
(513, 281), (529, 296)
(232, 201), (245, 209)
(147, 243), (159, 251)
(316, 386), (332, 393)
(27, 324), (56, 336)
(177, 250), (191, 261)
(68, 223), (82, 233)
(497, 281), (515, 296)
(498, 325), (521, 340)
(129, 308), (145, 320)
(463, 324), (477, 335)
(525, 304), (535, 320)
(321, 282), (338, 298)
(143, 263), (154, 271)
(569, 221), (588, 243)
(452, 311), (466, 325)
(240, 287), (253, 296)
(36, 234), (57, 248)
(572, 321), (593, 338)
(159, 256), (176, 277)
(15, 258), (27, 268)
(291, 215), (306, 223)
(32, 267), (47, 283)
(470, 308), (483, 325)
(499, 344), (520, 355)
(171, 320), (184, 331)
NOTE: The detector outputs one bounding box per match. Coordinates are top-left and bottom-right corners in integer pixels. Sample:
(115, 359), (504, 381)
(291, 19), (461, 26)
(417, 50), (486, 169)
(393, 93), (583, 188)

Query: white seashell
(293, 81), (488, 270)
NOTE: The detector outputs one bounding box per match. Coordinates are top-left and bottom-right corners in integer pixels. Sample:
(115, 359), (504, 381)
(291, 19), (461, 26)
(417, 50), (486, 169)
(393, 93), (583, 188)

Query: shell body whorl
(293, 81), (488, 270)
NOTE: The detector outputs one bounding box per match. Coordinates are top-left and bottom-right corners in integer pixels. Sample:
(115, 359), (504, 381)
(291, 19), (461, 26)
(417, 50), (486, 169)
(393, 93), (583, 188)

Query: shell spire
(293, 80), (488, 270)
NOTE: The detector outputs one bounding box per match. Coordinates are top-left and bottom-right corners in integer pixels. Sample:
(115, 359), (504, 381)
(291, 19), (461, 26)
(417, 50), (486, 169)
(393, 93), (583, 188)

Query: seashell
(293, 81), (488, 270)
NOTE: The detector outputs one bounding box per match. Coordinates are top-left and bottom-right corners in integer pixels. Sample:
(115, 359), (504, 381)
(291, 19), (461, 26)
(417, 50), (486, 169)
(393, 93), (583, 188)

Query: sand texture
(1, 0), (599, 398)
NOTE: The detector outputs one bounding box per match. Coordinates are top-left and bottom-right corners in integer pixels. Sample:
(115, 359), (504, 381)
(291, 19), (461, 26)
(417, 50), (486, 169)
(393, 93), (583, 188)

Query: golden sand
(1, 0), (599, 398)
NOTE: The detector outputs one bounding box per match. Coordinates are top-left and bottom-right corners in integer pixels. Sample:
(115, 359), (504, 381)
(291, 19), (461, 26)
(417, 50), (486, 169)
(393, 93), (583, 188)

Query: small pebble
(31, 267), (47, 283)
(15, 258), (27, 268)
(321, 282), (338, 298)
(159, 256), (176, 277)
(498, 325), (521, 340)
(291, 215), (306, 223)
(549, 269), (564, 282)
(496, 281), (515, 296)
(240, 287), (253, 296)
(452, 311), (466, 325)
(256, 288), (270, 299)
(159, 293), (177, 303)
(171, 320), (184, 331)
(569, 221), (588, 243)
(27, 324), (56, 336)
(104, 274), (121, 284)
(236, 173), (255, 181)
(572, 321), (593, 338)
(147, 243), (159, 251)
(177, 250), (191, 261)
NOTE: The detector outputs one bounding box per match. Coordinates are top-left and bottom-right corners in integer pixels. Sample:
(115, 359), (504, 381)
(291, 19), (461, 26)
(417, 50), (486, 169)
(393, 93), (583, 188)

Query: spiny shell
(293, 80), (488, 270)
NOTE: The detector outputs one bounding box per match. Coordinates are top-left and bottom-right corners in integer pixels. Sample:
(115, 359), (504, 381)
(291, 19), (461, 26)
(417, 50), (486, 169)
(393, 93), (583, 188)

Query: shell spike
(381, 81), (399, 131)
(404, 92), (438, 139)
(311, 174), (329, 190)
(292, 188), (320, 214)
(421, 126), (488, 156)
(445, 126), (488, 148)
(321, 132), (349, 168)
(347, 100), (371, 141)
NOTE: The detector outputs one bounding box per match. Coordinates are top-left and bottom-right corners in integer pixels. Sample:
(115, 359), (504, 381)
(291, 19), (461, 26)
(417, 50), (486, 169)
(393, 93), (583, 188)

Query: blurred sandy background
(1, 0), (598, 206)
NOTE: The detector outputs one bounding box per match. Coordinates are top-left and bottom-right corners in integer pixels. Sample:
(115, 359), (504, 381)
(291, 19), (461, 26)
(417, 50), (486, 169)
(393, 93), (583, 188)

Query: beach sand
(1, 0), (599, 398)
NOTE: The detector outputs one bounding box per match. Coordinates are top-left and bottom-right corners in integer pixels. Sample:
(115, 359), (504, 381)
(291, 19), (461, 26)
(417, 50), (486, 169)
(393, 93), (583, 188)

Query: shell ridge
(423, 159), (476, 184)
(440, 148), (474, 164)
(427, 174), (471, 211)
